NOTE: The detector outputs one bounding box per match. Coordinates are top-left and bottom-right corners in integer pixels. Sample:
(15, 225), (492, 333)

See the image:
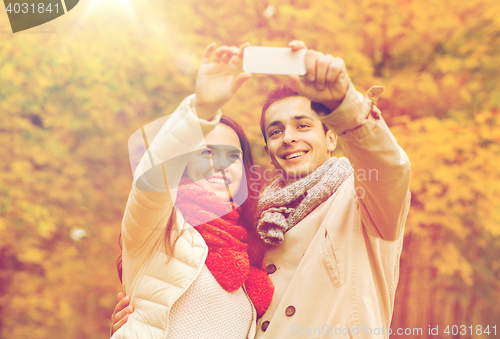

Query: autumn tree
(1, 0), (499, 337)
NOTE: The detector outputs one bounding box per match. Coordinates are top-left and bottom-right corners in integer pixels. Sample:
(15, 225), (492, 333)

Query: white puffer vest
(112, 95), (257, 339)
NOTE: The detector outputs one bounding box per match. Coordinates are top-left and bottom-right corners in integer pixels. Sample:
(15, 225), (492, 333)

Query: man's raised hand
(286, 40), (350, 112)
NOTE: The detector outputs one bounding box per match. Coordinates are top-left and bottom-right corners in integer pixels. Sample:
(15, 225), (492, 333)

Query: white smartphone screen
(243, 46), (306, 75)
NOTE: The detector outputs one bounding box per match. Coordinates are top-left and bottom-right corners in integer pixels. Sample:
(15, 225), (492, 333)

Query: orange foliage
(1, 0), (499, 337)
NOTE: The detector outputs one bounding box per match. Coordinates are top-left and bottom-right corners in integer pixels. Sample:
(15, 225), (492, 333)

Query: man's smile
(281, 150), (309, 160)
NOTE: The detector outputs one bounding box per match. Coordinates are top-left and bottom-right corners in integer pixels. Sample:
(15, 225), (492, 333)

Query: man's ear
(264, 145), (272, 163)
(326, 130), (337, 154)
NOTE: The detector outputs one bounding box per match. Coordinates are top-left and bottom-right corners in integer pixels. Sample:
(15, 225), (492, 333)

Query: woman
(111, 43), (273, 339)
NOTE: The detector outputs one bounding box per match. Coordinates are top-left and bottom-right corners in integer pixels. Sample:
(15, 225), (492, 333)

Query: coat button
(266, 264), (277, 274)
(285, 305), (296, 316)
(261, 320), (270, 331)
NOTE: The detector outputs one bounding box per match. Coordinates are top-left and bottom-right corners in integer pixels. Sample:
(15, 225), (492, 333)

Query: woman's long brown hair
(117, 116), (264, 283)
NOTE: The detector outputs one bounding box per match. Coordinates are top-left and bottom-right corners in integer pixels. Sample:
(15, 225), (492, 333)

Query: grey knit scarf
(256, 157), (353, 246)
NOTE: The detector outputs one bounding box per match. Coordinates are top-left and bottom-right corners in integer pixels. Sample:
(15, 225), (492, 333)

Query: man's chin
(282, 166), (312, 182)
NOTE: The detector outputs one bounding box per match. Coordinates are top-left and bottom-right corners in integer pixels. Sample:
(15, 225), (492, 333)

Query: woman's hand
(194, 43), (252, 120)
(110, 292), (134, 336)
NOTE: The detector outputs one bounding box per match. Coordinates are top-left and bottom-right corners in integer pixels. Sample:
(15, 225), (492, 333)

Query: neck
(281, 158), (335, 186)
(282, 169), (316, 186)
(282, 175), (301, 186)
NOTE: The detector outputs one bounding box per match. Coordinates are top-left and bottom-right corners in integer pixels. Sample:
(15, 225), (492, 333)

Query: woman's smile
(185, 124), (244, 201)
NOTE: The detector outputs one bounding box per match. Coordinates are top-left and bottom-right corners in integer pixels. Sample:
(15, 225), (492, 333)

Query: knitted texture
(176, 178), (273, 316)
(256, 157), (353, 246)
(167, 265), (253, 339)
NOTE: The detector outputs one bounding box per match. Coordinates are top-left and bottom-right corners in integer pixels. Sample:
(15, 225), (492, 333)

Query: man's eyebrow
(293, 115), (315, 121)
(266, 120), (283, 131)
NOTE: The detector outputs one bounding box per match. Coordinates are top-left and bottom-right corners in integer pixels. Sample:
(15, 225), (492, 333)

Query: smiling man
(110, 40), (410, 339)
(262, 91), (337, 182)
(250, 41), (411, 339)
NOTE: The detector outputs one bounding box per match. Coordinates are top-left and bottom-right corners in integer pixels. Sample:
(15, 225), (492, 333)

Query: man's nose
(282, 128), (298, 144)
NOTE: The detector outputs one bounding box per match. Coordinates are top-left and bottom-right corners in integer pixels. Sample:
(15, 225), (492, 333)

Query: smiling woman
(111, 43), (273, 339)
(185, 123), (244, 203)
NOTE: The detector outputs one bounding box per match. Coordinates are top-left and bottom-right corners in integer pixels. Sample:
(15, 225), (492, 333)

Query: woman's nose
(212, 155), (232, 172)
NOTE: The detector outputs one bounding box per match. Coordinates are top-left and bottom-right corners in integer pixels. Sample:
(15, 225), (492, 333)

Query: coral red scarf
(175, 178), (273, 316)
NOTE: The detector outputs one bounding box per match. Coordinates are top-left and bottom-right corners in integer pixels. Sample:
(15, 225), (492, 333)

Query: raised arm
(319, 85), (411, 241)
(123, 42), (252, 254)
(113, 44), (252, 337)
(286, 40), (410, 241)
(123, 94), (220, 254)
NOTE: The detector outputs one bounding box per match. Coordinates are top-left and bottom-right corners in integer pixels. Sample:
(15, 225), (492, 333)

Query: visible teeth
(285, 151), (306, 160)
(206, 177), (229, 185)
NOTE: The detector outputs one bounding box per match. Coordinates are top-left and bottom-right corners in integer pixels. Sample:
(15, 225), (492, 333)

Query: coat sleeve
(121, 94), (221, 255)
(318, 83), (411, 241)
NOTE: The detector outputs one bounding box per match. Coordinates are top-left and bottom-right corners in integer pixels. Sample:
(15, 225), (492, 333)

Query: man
(111, 40), (411, 338)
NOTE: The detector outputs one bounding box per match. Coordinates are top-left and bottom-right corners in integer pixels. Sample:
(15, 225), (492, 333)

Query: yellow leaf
(18, 248), (44, 264)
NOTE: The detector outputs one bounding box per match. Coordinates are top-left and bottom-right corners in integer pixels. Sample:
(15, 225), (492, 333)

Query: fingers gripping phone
(243, 47), (306, 75)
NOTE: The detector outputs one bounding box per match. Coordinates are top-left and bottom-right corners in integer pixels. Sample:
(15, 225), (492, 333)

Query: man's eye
(270, 129), (282, 137)
(298, 124), (310, 129)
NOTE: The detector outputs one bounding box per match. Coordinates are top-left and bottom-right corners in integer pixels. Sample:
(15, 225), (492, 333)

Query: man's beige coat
(255, 84), (411, 339)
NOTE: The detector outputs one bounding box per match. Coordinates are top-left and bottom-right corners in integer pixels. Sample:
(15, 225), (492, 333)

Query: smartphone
(243, 46), (306, 75)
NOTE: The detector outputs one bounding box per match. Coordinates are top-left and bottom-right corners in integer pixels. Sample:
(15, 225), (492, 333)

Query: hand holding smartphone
(243, 43), (349, 111)
(243, 46), (306, 75)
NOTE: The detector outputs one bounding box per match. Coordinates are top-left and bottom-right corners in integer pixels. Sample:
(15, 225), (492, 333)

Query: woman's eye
(201, 150), (213, 155)
(230, 154), (241, 160)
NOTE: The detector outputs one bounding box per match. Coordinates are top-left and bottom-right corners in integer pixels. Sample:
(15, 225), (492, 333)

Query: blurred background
(1, 0), (499, 338)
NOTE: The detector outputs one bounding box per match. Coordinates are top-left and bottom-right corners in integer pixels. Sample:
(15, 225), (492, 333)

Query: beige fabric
(112, 94), (257, 339)
(167, 265), (253, 339)
(255, 84), (411, 339)
(256, 157), (353, 245)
